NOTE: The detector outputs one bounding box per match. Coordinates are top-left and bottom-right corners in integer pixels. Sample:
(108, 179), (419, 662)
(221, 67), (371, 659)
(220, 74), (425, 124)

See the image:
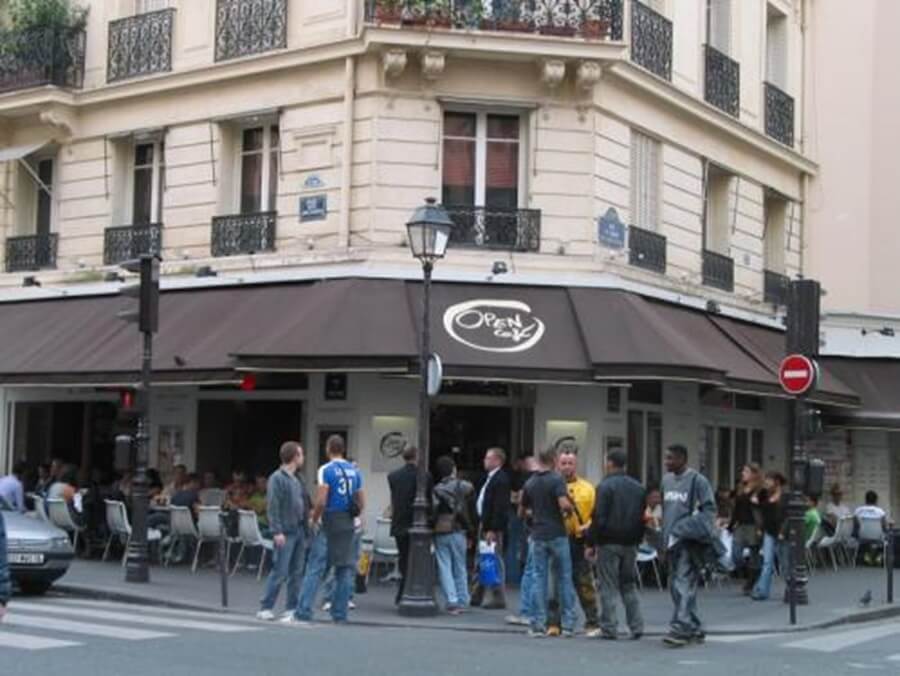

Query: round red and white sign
(779, 354), (818, 395)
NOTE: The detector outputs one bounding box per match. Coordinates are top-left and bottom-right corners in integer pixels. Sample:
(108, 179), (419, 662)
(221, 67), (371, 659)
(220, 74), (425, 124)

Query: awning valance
(820, 358), (900, 429)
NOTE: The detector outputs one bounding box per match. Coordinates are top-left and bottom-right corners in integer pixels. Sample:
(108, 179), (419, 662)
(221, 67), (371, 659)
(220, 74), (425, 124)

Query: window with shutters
(766, 4), (788, 89)
(630, 131), (661, 231)
(441, 111), (522, 210)
(704, 163), (732, 254)
(763, 191), (787, 273)
(707, 0), (732, 55)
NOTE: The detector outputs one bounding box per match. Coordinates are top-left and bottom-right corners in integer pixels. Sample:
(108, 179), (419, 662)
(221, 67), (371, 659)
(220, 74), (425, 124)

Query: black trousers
(395, 534), (410, 605)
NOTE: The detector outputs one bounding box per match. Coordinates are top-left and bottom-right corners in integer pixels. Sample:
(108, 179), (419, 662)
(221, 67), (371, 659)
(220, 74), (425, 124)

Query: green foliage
(6, 0), (88, 33)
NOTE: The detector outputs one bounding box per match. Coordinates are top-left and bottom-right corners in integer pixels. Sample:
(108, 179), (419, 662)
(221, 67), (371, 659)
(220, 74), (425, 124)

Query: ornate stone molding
(420, 50), (446, 81)
(382, 49), (408, 79)
(576, 61), (603, 92)
(539, 59), (566, 90)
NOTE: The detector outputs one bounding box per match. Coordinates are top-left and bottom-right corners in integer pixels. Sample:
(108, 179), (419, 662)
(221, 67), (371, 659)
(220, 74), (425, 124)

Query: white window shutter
(135, 0), (168, 14)
(709, 0), (732, 54)
(630, 132), (660, 231)
(766, 12), (788, 88)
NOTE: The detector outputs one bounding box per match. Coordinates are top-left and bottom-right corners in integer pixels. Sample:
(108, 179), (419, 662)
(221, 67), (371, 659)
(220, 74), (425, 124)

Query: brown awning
(709, 316), (859, 407)
(820, 358), (900, 429)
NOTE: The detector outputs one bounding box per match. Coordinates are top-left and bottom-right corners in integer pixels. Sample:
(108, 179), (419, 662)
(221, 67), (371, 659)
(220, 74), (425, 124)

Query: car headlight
(50, 536), (72, 551)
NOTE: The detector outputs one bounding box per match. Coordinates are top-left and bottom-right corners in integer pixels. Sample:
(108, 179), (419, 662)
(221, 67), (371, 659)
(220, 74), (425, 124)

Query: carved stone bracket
(576, 61), (603, 92)
(420, 50), (446, 81)
(382, 49), (408, 79)
(539, 59), (566, 91)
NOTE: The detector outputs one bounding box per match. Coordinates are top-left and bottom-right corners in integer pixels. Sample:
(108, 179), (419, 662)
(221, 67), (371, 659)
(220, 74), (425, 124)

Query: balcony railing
(5, 234), (58, 273)
(104, 224), (163, 266)
(215, 0), (287, 62)
(365, 0), (624, 40)
(628, 225), (666, 273)
(108, 8), (175, 83)
(211, 212), (277, 257)
(0, 27), (85, 94)
(764, 81), (794, 147)
(445, 205), (541, 252)
(702, 249), (734, 292)
(630, 0), (671, 81)
(764, 269), (789, 306)
(704, 44), (740, 118)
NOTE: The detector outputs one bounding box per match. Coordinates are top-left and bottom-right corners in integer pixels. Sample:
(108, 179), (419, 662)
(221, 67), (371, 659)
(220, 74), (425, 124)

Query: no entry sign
(779, 354), (818, 395)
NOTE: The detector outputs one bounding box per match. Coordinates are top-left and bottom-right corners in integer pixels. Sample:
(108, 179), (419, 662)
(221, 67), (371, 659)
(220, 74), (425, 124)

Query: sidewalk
(52, 559), (898, 636)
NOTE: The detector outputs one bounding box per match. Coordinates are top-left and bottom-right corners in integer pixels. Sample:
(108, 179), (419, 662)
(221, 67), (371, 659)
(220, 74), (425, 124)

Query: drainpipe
(338, 0), (359, 249)
(799, 0), (811, 277)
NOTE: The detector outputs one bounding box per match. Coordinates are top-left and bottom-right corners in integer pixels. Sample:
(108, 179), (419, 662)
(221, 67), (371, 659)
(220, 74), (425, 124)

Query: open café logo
(443, 299), (546, 353)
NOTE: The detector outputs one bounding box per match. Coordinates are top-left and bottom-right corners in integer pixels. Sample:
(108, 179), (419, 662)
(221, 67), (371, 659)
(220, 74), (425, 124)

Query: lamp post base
(397, 524), (437, 617)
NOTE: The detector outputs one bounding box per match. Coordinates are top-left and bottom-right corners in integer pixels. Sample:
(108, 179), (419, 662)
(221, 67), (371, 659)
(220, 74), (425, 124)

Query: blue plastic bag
(478, 542), (502, 588)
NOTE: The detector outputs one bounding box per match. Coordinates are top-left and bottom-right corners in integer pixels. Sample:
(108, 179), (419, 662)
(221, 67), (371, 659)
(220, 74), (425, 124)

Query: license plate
(9, 553), (44, 565)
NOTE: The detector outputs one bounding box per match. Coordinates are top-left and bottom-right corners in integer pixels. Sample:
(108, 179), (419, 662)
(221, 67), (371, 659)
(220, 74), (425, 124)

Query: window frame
(763, 191), (788, 274)
(440, 108), (526, 210)
(703, 162), (733, 255)
(765, 3), (789, 89)
(630, 130), (661, 232)
(627, 405), (664, 486)
(127, 138), (165, 225)
(16, 152), (56, 237)
(134, 0), (170, 15)
(233, 122), (280, 215)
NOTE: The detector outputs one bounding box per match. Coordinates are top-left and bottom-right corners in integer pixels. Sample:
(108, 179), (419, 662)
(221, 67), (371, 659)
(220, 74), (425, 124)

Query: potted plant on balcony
(579, 17), (610, 40)
(427, 0), (453, 29)
(373, 0), (405, 26)
(493, 3), (532, 34)
(538, 19), (576, 38)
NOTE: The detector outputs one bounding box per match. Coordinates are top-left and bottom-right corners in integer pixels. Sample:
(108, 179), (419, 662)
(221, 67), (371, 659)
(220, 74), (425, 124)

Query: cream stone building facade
(3, 0), (889, 524)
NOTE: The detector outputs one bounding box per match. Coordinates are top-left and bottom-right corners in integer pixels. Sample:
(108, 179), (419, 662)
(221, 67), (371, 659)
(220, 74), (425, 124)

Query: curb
(52, 582), (900, 637)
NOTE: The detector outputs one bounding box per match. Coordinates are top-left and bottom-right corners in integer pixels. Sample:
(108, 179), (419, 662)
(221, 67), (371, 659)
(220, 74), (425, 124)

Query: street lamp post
(399, 197), (454, 617)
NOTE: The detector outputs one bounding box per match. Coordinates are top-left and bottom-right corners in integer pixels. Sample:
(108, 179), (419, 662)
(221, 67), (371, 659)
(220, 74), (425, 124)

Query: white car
(1, 497), (74, 594)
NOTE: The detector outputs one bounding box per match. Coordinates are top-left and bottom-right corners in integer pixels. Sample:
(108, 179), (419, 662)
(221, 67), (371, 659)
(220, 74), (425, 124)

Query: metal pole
(785, 396), (810, 620)
(219, 512), (229, 608)
(888, 529), (895, 605)
(125, 331), (152, 583)
(398, 261), (437, 616)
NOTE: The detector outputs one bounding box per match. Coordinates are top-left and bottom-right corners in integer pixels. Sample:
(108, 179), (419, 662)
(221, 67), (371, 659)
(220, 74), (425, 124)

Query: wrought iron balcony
(764, 269), (789, 306)
(445, 205), (541, 252)
(704, 44), (740, 118)
(365, 0), (624, 40)
(108, 8), (175, 83)
(104, 224), (163, 266)
(211, 212), (277, 257)
(764, 81), (794, 147)
(215, 0), (287, 62)
(702, 249), (734, 292)
(0, 27), (85, 94)
(628, 225), (666, 274)
(630, 0), (671, 81)
(5, 234), (58, 273)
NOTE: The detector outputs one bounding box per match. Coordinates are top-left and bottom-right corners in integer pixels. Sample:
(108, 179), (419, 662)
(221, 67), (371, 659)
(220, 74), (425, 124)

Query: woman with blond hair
(727, 463), (764, 595)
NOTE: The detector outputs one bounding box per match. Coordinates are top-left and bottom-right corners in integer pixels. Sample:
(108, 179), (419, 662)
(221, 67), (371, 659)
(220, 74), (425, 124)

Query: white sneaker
(279, 615), (313, 627)
(256, 610), (276, 621)
(349, 601), (356, 610)
(280, 611), (294, 621)
(322, 601), (332, 612)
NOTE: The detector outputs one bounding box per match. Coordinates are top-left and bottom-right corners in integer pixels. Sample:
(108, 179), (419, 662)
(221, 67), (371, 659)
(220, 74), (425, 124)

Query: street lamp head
(406, 197), (454, 264)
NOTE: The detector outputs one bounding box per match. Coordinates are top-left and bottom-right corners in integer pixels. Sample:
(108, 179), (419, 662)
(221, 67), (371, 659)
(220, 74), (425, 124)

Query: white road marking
(707, 634), (770, 643)
(10, 601), (261, 633)
(846, 664), (885, 671)
(53, 598), (255, 623)
(7, 613), (174, 640)
(886, 655), (900, 662)
(784, 623), (900, 653)
(0, 630), (81, 650)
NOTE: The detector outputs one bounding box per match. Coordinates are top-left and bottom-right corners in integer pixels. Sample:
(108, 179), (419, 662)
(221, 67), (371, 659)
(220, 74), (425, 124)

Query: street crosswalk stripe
(7, 613), (174, 640)
(10, 601), (261, 633)
(784, 623), (900, 653)
(53, 598), (257, 623)
(886, 655), (900, 662)
(707, 634), (769, 643)
(0, 630), (81, 650)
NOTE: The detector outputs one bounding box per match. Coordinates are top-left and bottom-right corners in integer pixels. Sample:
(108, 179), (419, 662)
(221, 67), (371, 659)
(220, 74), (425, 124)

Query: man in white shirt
(0, 463), (26, 513)
(824, 483), (851, 528)
(854, 490), (890, 566)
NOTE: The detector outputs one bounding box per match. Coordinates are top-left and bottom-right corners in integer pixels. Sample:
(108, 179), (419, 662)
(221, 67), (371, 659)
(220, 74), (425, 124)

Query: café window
(628, 410), (663, 486)
(131, 141), (164, 224)
(715, 426), (765, 489)
(441, 111), (522, 210)
(239, 125), (279, 214)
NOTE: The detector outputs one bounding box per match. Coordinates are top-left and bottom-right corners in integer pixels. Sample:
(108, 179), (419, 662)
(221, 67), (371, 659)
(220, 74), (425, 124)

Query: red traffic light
(120, 389), (136, 410)
(240, 373), (257, 391)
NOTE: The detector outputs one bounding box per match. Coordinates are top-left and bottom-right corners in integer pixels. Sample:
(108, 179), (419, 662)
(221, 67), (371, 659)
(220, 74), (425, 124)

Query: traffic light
(786, 279), (821, 357)
(117, 255), (160, 334)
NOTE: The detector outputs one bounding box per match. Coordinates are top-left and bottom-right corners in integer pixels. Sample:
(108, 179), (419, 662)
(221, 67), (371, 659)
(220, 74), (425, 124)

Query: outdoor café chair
(193, 506), (231, 573)
(230, 510), (273, 580)
(367, 517), (400, 585)
(32, 494), (49, 522)
(103, 499), (162, 566)
(47, 498), (86, 555)
(166, 505), (199, 566)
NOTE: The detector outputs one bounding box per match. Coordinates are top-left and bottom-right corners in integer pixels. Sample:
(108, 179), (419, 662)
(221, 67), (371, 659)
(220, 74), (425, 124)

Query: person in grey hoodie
(432, 456), (474, 614)
(660, 444), (716, 647)
(256, 441), (308, 621)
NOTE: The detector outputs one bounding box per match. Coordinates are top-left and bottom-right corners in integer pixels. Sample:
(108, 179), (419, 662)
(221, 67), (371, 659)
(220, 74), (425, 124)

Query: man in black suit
(387, 446), (429, 605)
(472, 447), (511, 609)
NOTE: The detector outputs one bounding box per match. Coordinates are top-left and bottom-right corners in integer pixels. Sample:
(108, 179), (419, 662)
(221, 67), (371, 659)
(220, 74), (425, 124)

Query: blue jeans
(295, 530), (329, 620)
(519, 538), (536, 620)
(435, 531), (470, 608)
(531, 536), (576, 633)
(259, 531), (305, 612)
(329, 564), (355, 622)
(322, 531), (361, 604)
(752, 534), (777, 600)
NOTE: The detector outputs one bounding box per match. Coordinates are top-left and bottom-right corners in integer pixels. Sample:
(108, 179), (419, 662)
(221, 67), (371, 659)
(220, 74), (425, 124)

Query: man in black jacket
(588, 449), (646, 640)
(471, 447), (511, 609)
(388, 446), (428, 605)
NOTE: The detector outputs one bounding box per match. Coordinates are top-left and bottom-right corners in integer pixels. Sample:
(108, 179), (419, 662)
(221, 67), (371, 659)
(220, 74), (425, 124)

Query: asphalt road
(3, 596), (900, 676)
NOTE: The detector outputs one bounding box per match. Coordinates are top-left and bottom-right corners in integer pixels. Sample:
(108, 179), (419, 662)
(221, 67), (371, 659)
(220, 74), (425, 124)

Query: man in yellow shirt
(547, 448), (601, 637)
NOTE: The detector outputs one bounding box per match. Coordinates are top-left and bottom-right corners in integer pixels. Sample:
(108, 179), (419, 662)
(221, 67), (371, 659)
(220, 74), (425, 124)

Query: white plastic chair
(32, 494), (49, 522)
(47, 498), (86, 554)
(635, 544), (664, 590)
(367, 517), (400, 584)
(818, 516), (853, 571)
(855, 516), (887, 568)
(193, 506), (229, 573)
(230, 510), (273, 580)
(103, 499), (162, 566)
(199, 489), (226, 507)
(166, 505), (199, 566)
